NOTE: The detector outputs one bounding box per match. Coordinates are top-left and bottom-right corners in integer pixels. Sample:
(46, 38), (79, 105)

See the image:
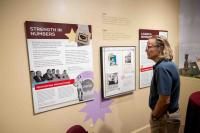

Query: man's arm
(152, 95), (170, 118)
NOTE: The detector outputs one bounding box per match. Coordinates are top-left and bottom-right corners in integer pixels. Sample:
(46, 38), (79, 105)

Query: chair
(184, 91), (200, 133)
(66, 125), (88, 133)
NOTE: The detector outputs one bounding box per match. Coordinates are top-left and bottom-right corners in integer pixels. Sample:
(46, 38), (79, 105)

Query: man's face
(47, 69), (51, 74)
(31, 71), (35, 77)
(56, 70), (59, 74)
(36, 71), (41, 76)
(146, 38), (160, 61)
(52, 69), (55, 74)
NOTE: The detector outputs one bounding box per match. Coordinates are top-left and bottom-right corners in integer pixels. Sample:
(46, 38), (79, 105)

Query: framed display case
(100, 46), (136, 99)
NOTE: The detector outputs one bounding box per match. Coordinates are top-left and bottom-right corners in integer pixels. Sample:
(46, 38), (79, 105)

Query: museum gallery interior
(1, 0), (200, 133)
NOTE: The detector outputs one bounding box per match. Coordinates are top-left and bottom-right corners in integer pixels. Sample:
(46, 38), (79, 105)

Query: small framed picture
(100, 46), (136, 99)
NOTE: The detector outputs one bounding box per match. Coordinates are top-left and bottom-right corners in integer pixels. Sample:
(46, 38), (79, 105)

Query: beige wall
(1, 0), (196, 133)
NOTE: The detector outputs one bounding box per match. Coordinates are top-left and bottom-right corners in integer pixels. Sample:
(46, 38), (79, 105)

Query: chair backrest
(66, 125), (88, 133)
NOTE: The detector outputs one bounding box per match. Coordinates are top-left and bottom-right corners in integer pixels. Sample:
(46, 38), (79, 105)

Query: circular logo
(82, 79), (94, 92)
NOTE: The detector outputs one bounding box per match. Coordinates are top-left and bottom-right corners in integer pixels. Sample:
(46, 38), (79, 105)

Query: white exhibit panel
(100, 46), (136, 99)
(25, 21), (94, 113)
(139, 29), (168, 88)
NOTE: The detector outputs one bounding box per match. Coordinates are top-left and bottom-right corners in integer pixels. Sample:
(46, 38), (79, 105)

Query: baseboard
(131, 124), (185, 133)
(131, 124), (150, 133)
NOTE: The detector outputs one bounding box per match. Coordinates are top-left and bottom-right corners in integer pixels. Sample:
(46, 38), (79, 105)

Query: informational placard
(100, 46), (136, 99)
(139, 29), (168, 88)
(25, 21), (94, 113)
(102, 13), (132, 41)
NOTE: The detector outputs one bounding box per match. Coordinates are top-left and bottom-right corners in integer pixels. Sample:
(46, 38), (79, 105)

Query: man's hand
(152, 95), (170, 118)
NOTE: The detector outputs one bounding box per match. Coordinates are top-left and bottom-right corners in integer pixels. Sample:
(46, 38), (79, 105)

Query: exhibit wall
(1, 0), (196, 133)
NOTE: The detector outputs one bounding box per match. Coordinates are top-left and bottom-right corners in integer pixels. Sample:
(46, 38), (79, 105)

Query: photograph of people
(146, 36), (180, 133)
(61, 70), (70, 79)
(34, 71), (44, 82)
(73, 75), (83, 101)
(43, 69), (53, 81)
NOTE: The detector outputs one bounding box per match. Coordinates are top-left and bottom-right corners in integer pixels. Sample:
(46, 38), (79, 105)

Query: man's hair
(150, 35), (173, 61)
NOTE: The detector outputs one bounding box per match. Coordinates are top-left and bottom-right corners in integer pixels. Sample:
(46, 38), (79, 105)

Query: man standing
(146, 36), (180, 133)
(74, 75), (83, 101)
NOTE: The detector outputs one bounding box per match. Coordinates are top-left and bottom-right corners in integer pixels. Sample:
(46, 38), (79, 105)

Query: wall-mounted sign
(139, 29), (168, 88)
(100, 46), (136, 99)
(25, 21), (94, 113)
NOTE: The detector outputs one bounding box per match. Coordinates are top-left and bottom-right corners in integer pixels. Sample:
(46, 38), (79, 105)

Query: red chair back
(66, 125), (88, 133)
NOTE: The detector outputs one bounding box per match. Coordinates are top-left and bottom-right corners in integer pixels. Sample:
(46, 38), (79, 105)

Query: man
(51, 69), (56, 80)
(62, 70), (70, 79)
(73, 75), (83, 101)
(43, 69), (53, 81)
(146, 36), (180, 133)
(30, 71), (36, 83)
(55, 69), (61, 79)
(34, 71), (44, 82)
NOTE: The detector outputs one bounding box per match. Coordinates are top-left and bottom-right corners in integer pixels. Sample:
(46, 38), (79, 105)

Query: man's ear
(159, 46), (164, 51)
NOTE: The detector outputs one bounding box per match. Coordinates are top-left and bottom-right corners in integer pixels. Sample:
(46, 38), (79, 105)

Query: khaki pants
(150, 110), (180, 133)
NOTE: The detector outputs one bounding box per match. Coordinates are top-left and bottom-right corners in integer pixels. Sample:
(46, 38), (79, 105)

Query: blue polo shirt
(149, 59), (180, 113)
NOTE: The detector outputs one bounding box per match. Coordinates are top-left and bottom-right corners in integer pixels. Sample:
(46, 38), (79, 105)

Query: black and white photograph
(30, 69), (70, 83)
(125, 52), (131, 63)
(107, 73), (118, 85)
(73, 74), (94, 101)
